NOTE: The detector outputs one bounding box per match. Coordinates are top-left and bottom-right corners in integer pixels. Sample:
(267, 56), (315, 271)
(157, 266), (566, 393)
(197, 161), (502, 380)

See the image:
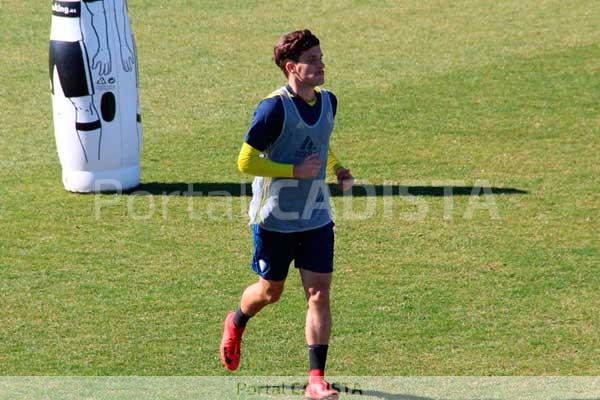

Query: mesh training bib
(249, 87), (335, 232)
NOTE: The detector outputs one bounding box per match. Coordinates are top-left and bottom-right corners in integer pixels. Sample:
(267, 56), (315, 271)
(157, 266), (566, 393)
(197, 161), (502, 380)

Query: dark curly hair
(273, 29), (320, 76)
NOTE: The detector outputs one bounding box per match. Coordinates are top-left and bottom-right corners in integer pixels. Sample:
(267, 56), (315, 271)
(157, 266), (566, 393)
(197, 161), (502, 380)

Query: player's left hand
(336, 167), (354, 192)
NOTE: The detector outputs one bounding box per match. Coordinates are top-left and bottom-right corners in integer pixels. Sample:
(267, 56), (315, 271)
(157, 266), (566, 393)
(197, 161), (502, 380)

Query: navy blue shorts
(251, 221), (335, 281)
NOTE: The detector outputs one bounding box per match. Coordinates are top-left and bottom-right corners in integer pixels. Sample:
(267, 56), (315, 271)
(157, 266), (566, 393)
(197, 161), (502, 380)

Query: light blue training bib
(249, 86), (335, 232)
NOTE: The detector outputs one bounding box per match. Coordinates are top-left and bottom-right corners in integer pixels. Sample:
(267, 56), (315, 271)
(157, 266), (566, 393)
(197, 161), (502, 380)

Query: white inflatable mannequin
(49, 0), (141, 192)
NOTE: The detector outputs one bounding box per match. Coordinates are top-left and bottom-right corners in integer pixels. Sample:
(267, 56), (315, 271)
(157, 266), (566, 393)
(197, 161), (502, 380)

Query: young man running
(220, 29), (354, 400)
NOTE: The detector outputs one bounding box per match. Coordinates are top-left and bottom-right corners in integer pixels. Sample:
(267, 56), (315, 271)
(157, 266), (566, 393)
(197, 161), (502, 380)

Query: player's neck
(287, 82), (316, 103)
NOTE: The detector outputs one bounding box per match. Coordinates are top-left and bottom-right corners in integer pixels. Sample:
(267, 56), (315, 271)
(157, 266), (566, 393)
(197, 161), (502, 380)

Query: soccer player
(220, 29), (354, 400)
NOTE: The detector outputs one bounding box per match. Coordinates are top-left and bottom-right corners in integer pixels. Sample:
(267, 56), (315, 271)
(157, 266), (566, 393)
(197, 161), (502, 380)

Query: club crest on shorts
(258, 259), (268, 272)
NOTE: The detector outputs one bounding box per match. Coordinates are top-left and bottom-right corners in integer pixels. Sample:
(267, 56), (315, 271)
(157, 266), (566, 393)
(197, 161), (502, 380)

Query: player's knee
(263, 284), (284, 304)
(264, 290), (282, 304)
(306, 287), (330, 308)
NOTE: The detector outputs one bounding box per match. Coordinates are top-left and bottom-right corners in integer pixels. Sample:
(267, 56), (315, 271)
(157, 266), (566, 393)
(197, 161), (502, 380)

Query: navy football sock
(233, 305), (251, 328)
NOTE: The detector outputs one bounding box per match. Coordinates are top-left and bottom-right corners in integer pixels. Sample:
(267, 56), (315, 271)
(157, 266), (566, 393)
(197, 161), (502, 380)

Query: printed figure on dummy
(49, 0), (141, 192)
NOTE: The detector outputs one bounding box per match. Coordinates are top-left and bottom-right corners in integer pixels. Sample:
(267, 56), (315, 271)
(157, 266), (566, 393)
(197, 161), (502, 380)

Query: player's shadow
(120, 182), (528, 197)
(256, 383), (433, 400)
(356, 391), (433, 400)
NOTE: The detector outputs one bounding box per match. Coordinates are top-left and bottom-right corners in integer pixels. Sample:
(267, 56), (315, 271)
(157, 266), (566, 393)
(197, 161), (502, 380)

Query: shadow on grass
(256, 383), (433, 400)
(358, 391), (433, 400)
(119, 182), (528, 197)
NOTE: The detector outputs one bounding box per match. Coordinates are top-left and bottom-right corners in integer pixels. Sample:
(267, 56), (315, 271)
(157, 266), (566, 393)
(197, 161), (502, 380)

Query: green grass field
(0, 0), (599, 376)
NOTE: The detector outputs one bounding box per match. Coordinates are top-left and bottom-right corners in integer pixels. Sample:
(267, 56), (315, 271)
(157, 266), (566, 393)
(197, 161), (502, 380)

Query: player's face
(293, 46), (325, 86)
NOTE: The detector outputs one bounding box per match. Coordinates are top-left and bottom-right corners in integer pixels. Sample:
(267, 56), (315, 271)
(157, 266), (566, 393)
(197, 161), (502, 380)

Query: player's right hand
(293, 153), (321, 179)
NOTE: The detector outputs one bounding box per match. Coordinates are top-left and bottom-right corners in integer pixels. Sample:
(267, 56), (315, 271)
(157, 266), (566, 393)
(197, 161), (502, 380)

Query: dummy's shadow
(121, 182), (527, 197)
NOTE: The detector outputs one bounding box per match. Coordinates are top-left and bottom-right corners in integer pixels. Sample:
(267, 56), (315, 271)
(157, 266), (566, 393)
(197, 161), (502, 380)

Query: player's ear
(284, 60), (296, 76)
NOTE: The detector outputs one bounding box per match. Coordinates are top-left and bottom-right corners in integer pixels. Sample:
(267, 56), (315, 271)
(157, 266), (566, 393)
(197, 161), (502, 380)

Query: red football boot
(304, 378), (339, 400)
(219, 312), (244, 371)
